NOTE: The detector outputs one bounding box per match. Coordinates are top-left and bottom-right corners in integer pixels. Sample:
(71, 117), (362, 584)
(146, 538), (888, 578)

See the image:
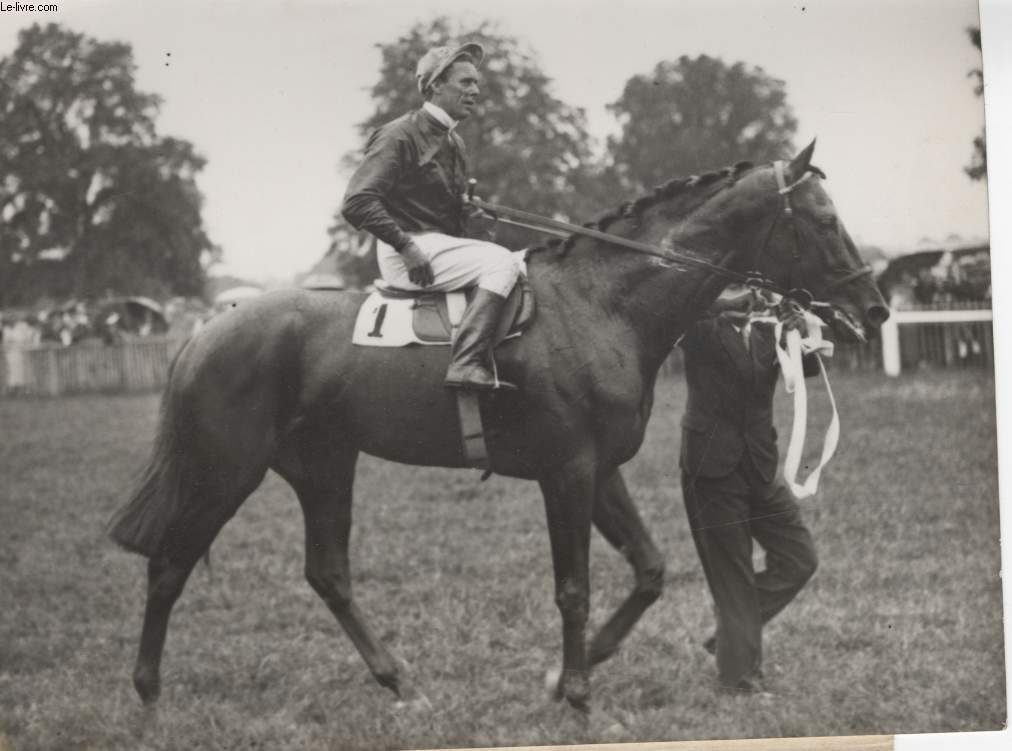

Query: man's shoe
(718, 670), (772, 697)
(719, 676), (770, 696)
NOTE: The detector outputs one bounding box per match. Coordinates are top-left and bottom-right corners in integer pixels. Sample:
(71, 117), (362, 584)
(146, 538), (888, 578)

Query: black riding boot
(445, 288), (517, 391)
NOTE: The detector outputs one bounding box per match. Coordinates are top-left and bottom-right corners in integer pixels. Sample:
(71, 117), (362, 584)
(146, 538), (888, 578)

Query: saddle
(351, 277), (536, 477)
(352, 276), (536, 348)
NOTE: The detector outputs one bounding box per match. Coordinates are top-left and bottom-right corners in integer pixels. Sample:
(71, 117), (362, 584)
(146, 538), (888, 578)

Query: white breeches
(376, 232), (522, 298)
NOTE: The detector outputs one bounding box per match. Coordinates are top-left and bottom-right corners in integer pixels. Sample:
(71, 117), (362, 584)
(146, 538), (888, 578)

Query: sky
(0, 0), (990, 282)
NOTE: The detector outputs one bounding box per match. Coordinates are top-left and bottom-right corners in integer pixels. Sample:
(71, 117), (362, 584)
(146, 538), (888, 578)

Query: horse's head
(719, 142), (890, 342)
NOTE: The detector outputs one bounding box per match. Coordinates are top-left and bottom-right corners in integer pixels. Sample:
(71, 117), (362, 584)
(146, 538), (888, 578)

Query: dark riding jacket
(342, 108), (481, 252)
(679, 316), (818, 483)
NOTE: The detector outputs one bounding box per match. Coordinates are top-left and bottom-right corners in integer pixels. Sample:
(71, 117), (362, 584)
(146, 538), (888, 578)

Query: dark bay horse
(109, 143), (889, 710)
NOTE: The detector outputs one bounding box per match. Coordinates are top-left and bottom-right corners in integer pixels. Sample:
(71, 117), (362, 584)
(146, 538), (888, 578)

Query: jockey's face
(430, 60), (480, 121)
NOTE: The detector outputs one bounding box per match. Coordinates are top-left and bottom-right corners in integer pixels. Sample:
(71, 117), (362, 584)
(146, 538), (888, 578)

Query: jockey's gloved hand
(401, 241), (434, 287)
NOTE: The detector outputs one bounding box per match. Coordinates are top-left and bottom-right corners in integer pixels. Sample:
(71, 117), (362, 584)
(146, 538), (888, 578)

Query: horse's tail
(108, 300), (307, 558)
(107, 347), (199, 558)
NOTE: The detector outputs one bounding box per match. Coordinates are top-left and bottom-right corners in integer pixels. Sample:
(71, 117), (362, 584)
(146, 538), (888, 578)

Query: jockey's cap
(416, 43), (484, 95)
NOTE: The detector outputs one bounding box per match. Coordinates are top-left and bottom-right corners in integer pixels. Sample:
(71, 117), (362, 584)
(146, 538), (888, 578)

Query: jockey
(342, 42), (521, 391)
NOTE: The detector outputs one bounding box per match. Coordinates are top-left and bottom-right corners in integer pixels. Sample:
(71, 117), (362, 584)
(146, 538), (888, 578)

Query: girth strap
(456, 391), (488, 470)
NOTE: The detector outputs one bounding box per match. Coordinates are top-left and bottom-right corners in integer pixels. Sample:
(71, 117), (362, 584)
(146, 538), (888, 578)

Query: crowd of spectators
(0, 296), (210, 351)
(884, 249), (991, 310)
(1, 296), (213, 394)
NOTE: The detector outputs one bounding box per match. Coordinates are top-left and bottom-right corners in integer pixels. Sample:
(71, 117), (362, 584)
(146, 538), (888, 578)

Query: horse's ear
(787, 139), (817, 180)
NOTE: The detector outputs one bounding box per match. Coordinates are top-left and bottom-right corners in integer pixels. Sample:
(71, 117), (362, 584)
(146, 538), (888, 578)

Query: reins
(468, 161), (873, 311)
(470, 193), (800, 299)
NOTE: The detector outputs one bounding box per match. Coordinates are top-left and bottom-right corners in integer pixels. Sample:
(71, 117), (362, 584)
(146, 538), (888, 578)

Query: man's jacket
(342, 108), (475, 252)
(679, 316), (818, 483)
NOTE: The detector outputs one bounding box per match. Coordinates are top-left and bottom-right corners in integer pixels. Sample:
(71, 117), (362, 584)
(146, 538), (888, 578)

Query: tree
(607, 55), (798, 191)
(0, 23), (215, 307)
(965, 27), (986, 181)
(319, 220), (379, 292)
(326, 17), (613, 286)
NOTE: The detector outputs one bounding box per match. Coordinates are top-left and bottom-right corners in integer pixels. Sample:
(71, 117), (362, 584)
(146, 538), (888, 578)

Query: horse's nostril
(867, 304), (890, 327)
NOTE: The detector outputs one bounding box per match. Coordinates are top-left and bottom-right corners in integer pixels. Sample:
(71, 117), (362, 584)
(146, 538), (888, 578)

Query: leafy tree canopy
(0, 23), (215, 307)
(965, 27), (986, 182)
(607, 54), (798, 191)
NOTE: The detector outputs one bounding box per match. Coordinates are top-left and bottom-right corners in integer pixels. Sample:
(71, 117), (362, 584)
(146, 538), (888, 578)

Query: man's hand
(401, 241), (434, 287)
(778, 303), (809, 342)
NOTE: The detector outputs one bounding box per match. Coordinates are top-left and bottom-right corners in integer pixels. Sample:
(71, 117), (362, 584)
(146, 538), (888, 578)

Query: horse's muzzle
(866, 304), (890, 328)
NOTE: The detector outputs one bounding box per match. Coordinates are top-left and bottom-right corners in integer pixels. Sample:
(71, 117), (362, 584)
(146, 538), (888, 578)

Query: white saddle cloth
(352, 289), (468, 347)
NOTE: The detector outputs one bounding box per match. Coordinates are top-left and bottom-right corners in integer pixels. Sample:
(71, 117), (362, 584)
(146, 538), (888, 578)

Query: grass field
(0, 370), (1005, 750)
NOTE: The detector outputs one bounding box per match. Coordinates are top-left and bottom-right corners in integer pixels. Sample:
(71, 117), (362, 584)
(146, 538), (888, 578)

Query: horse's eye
(816, 216), (839, 233)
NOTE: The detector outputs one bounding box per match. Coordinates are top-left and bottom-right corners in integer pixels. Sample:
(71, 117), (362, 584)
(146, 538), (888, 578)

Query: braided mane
(530, 161), (755, 258)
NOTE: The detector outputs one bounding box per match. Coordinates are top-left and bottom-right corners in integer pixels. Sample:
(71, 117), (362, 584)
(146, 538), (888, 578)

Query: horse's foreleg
(293, 453), (403, 697)
(538, 456), (596, 712)
(587, 469), (666, 667)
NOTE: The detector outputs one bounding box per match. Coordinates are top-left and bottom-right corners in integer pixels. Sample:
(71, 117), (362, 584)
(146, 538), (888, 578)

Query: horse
(108, 142), (889, 711)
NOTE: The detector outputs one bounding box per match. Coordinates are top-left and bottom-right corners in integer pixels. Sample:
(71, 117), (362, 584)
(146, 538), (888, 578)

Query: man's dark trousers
(682, 459), (817, 688)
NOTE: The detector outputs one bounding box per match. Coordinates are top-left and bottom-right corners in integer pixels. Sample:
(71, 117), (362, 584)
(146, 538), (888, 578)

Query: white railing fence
(2, 306), (995, 397)
(662, 303), (994, 378)
(1, 337), (185, 397)
(878, 307), (993, 376)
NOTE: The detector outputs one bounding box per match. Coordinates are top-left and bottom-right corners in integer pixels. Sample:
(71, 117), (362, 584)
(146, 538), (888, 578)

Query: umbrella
(301, 273), (346, 290)
(214, 286), (263, 305)
(122, 296), (165, 316)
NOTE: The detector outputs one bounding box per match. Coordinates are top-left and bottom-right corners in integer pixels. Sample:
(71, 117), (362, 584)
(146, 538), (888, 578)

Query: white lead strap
(769, 314), (839, 499)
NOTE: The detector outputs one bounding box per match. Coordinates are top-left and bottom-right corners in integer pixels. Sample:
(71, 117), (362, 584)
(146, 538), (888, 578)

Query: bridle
(468, 160), (874, 312)
(753, 160), (812, 268)
(747, 160), (873, 311)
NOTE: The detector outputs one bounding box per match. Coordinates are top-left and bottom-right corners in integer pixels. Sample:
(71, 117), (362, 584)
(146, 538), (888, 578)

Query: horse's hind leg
(132, 484), (262, 704)
(133, 551), (201, 704)
(587, 468), (666, 667)
(285, 448), (403, 696)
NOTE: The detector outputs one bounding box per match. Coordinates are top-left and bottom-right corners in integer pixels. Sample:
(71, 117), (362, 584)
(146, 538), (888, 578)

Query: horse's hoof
(389, 673), (431, 712)
(374, 669), (402, 697)
(546, 666), (590, 711)
(393, 692), (433, 713)
(561, 670), (591, 713)
(133, 670), (160, 706)
(567, 695), (591, 715)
